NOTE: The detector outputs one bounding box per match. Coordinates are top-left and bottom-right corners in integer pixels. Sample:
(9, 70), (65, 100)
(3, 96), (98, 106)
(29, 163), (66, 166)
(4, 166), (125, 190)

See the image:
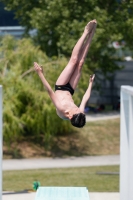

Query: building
(0, 2), (36, 38)
(89, 61), (133, 110)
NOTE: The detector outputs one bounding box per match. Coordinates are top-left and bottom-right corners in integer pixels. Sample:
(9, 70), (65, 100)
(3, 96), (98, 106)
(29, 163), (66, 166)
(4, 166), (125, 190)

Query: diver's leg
(69, 20), (97, 89)
(56, 20), (95, 85)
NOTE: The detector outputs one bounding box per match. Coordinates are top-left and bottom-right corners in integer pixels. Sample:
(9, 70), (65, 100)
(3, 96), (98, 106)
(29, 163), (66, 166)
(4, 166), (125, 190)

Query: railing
(120, 85), (133, 200)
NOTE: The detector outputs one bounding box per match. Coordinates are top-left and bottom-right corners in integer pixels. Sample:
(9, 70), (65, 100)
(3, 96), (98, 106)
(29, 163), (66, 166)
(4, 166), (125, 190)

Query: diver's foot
(84, 19), (97, 35)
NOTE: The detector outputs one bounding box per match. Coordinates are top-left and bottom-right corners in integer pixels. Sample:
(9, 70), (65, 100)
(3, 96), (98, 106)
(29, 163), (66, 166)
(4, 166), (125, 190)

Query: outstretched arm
(79, 74), (95, 112)
(34, 62), (63, 111)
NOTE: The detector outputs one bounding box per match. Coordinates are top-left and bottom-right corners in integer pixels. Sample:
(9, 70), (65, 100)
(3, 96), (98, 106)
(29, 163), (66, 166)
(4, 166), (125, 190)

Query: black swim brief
(55, 82), (74, 95)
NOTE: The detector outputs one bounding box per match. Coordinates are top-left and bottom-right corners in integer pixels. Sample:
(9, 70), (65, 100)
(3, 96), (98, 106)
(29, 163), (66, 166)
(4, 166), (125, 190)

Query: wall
(89, 61), (133, 109)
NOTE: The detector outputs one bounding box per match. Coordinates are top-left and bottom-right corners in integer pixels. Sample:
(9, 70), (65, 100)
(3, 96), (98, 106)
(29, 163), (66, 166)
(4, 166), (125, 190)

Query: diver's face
(68, 107), (84, 119)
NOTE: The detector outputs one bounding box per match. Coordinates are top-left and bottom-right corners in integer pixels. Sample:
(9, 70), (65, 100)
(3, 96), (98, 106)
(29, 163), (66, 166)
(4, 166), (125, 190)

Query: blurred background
(0, 0), (133, 158)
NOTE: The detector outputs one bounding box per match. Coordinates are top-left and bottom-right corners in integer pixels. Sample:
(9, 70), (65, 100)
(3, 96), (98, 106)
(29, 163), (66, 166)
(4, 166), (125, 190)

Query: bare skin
(34, 19), (97, 121)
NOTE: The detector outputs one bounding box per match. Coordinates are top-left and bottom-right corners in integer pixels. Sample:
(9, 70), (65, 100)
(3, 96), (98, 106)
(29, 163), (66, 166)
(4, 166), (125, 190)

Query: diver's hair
(70, 113), (86, 128)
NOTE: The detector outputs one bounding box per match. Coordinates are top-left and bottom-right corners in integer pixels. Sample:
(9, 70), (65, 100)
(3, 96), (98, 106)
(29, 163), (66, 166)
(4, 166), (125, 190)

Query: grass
(52, 118), (120, 156)
(3, 165), (119, 192)
(3, 118), (120, 192)
(3, 118), (120, 158)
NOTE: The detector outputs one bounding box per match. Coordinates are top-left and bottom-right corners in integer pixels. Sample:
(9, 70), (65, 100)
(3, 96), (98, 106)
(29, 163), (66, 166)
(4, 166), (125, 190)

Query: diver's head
(70, 113), (86, 128)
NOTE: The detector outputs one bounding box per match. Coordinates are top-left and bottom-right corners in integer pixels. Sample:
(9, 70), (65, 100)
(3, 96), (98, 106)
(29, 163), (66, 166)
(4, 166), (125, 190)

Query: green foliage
(0, 36), (73, 146)
(1, 0), (133, 75)
(3, 166), (119, 192)
(1, 0), (133, 146)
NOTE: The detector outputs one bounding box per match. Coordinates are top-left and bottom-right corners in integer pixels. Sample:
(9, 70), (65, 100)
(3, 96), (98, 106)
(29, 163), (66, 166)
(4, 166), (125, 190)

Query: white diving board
(35, 187), (90, 200)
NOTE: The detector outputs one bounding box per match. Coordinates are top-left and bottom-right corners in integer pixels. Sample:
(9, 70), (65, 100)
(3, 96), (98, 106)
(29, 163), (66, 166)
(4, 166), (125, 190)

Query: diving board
(35, 187), (90, 200)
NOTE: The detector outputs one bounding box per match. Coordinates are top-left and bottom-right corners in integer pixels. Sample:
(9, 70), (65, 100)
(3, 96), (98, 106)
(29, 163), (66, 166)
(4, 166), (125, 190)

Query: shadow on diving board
(35, 187), (90, 200)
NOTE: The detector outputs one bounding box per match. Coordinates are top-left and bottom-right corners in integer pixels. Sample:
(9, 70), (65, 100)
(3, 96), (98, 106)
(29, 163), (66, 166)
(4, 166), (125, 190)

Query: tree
(0, 35), (74, 146)
(1, 0), (133, 74)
